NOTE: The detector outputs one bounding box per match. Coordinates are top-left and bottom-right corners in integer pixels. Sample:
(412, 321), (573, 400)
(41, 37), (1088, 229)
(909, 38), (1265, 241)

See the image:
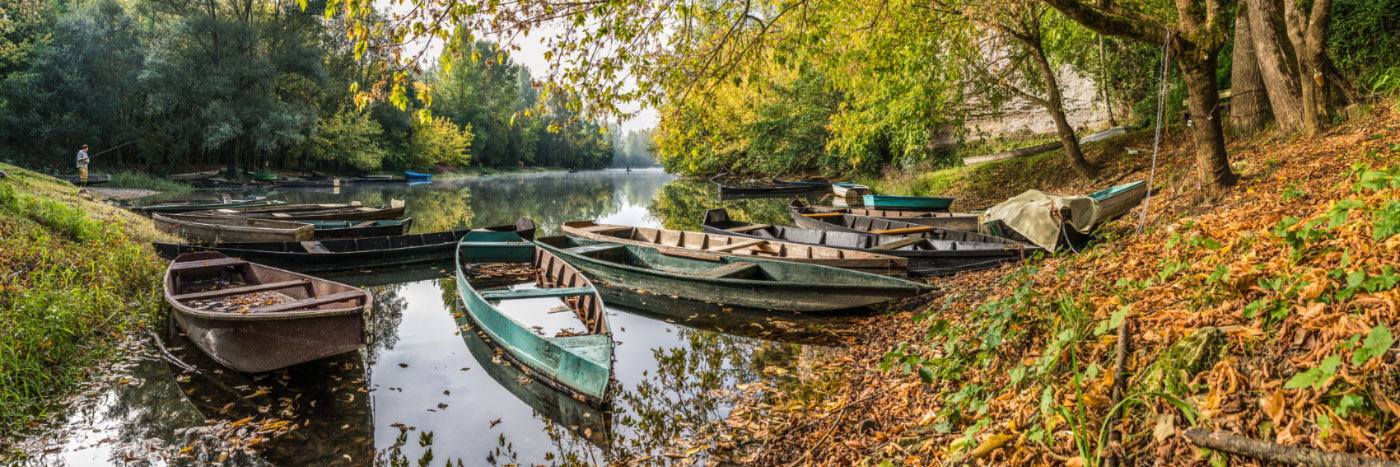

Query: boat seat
(251, 291), (366, 313)
(172, 280), (313, 301)
(301, 241), (332, 253)
(564, 244), (626, 256)
(724, 224), (772, 233)
(579, 225), (632, 234)
(169, 257), (248, 272)
(871, 237), (926, 251)
(479, 287), (594, 300)
(696, 262), (759, 278)
(869, 225), (937, 235)
(352, 221), (376, 228)
(710, 239), (767, 253)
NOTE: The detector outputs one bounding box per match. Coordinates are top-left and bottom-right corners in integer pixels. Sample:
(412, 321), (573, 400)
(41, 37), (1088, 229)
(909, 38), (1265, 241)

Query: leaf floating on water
(489, 418), (502, 428)
(398, 363), (408, 368)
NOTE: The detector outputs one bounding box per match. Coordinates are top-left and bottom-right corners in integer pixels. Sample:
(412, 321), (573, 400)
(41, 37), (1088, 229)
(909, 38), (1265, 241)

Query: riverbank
(0, 163), (173, 438)
(722, 106), (1400, 465)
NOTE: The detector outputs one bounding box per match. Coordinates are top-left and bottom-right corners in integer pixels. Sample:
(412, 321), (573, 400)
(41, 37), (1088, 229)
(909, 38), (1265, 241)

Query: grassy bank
(724, 107), (1400, 465)
(0, 163), (171, 433)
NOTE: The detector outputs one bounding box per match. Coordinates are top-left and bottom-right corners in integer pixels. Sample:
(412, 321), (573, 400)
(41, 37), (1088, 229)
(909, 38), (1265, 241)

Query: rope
(1136, 27), (1172, 235)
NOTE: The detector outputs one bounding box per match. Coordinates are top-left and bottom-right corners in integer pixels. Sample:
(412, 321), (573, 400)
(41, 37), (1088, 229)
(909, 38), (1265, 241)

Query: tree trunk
(1182, 61), (1237, 189)
(1284, 0), (1334, 135)
(1230, 2), (1272, 133)
(1098, 36), (1119, 127)
(1246, 0), (1306, 133)
(1029, 34), (1097, 179)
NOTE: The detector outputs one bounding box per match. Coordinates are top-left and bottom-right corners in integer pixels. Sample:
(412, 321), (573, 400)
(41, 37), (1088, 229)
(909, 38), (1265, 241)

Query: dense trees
(0, 0), (611, 175)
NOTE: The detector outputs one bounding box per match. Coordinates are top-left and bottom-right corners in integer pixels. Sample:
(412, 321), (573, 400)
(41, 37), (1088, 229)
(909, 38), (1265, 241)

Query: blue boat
(403, 171), (433, 181)
(861, 194), (956, 211)
(454, 222), (613, 404)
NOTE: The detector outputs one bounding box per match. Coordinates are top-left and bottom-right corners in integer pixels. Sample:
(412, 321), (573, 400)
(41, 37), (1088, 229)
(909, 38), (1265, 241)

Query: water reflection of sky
(19, 168), (837, 466)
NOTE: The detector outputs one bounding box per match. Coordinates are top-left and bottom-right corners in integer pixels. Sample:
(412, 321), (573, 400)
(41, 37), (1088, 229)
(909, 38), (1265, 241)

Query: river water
(17, 169), (866, 466)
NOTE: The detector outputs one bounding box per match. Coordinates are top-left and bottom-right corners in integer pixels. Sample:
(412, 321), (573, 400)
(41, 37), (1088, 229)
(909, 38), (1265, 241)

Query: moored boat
(403, 171), (433, 181)
(1087, 180), (1148, 220)
(454, 226), (612, 404)
(861, 194), (955, 211)
(153, 213), (314, 243)
(246, 170), (278, 181)
(56, 173), (111, 185)
(562, 220), (907, 276)
(135, 198), (285, 215)
(200, 200), (406, 221)
(167, 169), (221, 181)
(303, 218), (413, 239)
(716, 182), (820, 196)
(162, 252), (371, 372)
(831, 182), (872, 199)
(790, 200), (981, 232)
(534, 236), (936, 312)
(702, 209), (1043, 276)
(273, 178), (341, 187)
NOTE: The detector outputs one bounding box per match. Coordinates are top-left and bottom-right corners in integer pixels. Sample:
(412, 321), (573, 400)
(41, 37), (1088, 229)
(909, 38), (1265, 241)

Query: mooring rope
(1136, 27), (1172, 234)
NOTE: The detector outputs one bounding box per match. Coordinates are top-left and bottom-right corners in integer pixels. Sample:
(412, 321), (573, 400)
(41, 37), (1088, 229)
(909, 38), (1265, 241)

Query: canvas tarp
(982, 190), (1101, 250)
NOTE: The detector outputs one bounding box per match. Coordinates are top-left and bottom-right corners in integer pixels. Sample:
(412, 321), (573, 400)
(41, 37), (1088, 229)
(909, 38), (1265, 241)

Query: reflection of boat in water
(454, 302), (613, 447)
(162, 331), (374, 466)
(595, 283), (861, 347)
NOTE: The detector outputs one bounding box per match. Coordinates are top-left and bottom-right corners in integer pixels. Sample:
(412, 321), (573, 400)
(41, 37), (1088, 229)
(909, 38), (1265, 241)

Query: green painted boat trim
(1087, 180), (1146, 201)
(861, 194), (955, 211)
(454, 234), (613, 402)
(246, 171), (278, 181)
(480, 287), (595, 300)
(535, 236), (936, 312)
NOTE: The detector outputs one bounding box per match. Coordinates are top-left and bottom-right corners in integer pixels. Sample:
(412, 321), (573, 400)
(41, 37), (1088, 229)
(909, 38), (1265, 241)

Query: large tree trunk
(1284, 0), (1334, 135)
(1246, 0), (1306, 133)
(1029, 41), (1097, 179)
(1230, 2), (1272, 133)
(1182, 60), (1238, 188)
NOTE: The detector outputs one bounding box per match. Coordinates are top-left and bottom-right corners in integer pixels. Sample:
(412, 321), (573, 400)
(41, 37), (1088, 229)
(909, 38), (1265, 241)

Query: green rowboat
(454, 224), (613, 404)
(534, 236), (936, 312)
(861, 194), (955, 211)
(246, 170), (278, 181)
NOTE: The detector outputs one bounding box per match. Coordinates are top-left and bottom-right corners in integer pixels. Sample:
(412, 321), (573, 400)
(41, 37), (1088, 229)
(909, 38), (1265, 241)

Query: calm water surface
(24, 169), (863, 466)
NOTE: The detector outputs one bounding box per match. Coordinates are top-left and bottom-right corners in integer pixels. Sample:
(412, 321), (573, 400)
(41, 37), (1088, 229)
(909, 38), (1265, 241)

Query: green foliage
(1351, 325), (1394, 367)
(1285, 355), (1342, 390)
(295, 108), (388, 171)
(408, 115), (474, 168)
(1328, 0), (1400, 85)
(106, 172), (193, 192)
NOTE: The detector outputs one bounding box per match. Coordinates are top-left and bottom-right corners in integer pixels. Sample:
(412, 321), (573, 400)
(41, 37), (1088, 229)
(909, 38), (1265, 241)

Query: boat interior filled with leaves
(789, 200), (982, 233)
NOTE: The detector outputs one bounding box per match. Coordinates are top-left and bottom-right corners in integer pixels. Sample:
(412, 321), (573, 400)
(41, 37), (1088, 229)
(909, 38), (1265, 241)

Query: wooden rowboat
(534, 236), (935, 312)
(56, 173), (111, 185)
(702, 209), (1043, 276)
(153, 213), (314, 243)
(167, 169), (220, 181)
(455, 227), (612, 404)
(404, 171), (433, 181)
(136, 198), (284, 214)
(201, 200), (406, 221)
(272, 178), (341, 187)
(163, 252), (371, 372)
(861, 194), (955, 211)
(302, 218), (413, 239)
(562, 220), (907, 277)
(790, 200), (981, 232)
(831, 182), (871, 199)
(716, 181), (822, 196)
(246, 170), (278, 181)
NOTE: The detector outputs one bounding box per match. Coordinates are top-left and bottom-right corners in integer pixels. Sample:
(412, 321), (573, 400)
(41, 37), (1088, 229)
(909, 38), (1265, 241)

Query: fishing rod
(89, 140), (137, 157)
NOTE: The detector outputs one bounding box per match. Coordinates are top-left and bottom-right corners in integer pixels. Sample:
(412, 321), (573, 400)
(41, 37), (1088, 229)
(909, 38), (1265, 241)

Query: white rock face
(935, 64), (1119, 147)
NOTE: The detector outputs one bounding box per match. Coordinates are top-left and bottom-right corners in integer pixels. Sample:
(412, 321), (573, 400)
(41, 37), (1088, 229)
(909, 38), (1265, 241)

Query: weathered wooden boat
(162, 252), (371, 372)
(303, 218), (413, 239)
(457, 218), (538, 263)
(273, 178), (341, 187)
(1087, 180), (1148, 220)
(456, 310), (611, 445)
(56, 173), (111, 185)
(534, 236), (936, 312)
(348, 175), (405, 184)
(702, 209), (1042, 276)
(153, 229), (471, 272)
(831, 182), (872, 199)
(790, 200), (981, 232)
(167, 169), (220, 181)
(454, 227), (612, 404)
(135, 198), (284, 214)
(245, 170), (278, 181)
(562, 220), (907, 276)
(201, 200), (406, 221)
(716, 182), (821, 196)
(153, 213), (314, 243)
(861, 194), (955, 211)
(403, 171), (433, 181)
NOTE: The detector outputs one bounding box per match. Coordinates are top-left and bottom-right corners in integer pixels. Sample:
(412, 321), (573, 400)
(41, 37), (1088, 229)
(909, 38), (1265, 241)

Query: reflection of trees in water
(364, 283), (409, 360)
(647, 179), (802, 231)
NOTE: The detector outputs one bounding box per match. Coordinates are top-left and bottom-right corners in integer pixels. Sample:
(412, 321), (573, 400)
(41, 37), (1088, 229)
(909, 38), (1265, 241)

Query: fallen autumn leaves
(719, 107), (1400, 466)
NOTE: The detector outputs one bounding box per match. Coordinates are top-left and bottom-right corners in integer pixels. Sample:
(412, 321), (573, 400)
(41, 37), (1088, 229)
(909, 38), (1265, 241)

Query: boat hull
(136, 199), (283, 214)
(790, 205), (982, 233)
(307, 219), (413, 239)
(1088, 181), (1148, 220)
(168, 170), (220, 181)
(153, 213), (313, 243)
(861, 194), (955, 211)
(153, 229), (471, 272)
(535, 236), (933, 312)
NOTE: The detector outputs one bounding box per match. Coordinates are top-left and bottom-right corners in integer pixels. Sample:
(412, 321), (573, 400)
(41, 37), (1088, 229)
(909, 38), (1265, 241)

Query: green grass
(0, 163), (170, 434)
(106, 171), (193, 192)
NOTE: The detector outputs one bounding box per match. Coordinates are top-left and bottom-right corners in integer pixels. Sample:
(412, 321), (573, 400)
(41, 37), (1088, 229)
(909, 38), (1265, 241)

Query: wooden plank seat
(869, 226), (937, 235)
(300, 241), (332, 253)
(710, 239), (767, 253)
(251, 291), (366, 313)
(172, 280), (313, 301)
(870, 237), (926, 251)
(696, 262), (760, 278)
(724, 224), (772, 233)
(169, 257), (248, 272)
(479, 287), (595, 300)
(564, 244), (627, 256)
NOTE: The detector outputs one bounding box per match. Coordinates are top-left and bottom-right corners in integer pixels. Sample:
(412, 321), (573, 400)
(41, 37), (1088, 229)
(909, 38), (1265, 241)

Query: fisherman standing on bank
(76, 144), (90, 185)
